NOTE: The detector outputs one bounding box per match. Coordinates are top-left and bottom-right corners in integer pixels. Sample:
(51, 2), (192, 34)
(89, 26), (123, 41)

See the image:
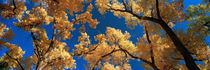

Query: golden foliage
(0, 0), (208, 70)
(0, 43), (25, 68)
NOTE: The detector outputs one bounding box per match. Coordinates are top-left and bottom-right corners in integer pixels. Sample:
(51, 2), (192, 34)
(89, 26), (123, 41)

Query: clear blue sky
(0, 0), (208, 70)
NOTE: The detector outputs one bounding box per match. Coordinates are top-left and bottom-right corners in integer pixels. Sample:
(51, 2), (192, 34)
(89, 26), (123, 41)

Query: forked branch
(118, 45), (159, 70)
(145, 26), (155, 65)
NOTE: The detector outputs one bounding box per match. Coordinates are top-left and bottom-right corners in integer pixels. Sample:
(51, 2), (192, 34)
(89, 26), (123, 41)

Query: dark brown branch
(112, 28), (158, 69)
(26, 23), (43, 70)
(122, 50), (128, 62)
(145, 26), (155, 65)
(36, 18), (56, 69)
(155, 0), (161, 19)
(122, 0), (128, 10)
(33, 51), (38, 57)
(6, 52), (24, 70)
(130, 2), (133, 12)
(73, 44), (99, 56)
(154, 1), (199, 69)
(31, 32), (41, 57)
(158, 20), (200, 70)
(118, 45), (159, 70)
(92, 48), (120, 70)
(44, 30), (56, 54)
(145, 26), (151, 44)
(12, 0), (17, 15)
(171, 57), (207, 61)
(107, 4), (161, 23)
(35, 58), (40, 70)
(44, 18), (56, 55)
(31, 32), (42, 70)
(154, 1), (200, 68)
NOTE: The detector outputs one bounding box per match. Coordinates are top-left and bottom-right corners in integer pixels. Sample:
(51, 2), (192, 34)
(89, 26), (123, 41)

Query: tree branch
(36, 18), (56, 70)
(30, 32), (42, 70)
(106, 4), (161, 23)
(72, 44), (99, 56)
(44, 18), (56, 55)
(171, 57), (207, 61)
(155, 0), (161, 19)
(122, 0), (128, 10)
(118, 45), (159, 70)
(121, 50), (128, 64)
(158, 20), (200, 69)
(12, 0), (17, 15)
(92, 48), (120, 70)
(6, 52), (24, 70)
(145, 26), (155, 65)
(31, 32), (41, 57)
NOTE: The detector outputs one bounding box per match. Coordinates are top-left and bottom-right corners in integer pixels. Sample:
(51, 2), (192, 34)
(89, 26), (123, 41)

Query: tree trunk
(158, 20), (200, 70)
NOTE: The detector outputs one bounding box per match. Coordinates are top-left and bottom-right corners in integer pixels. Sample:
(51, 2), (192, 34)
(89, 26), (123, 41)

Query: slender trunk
(158, 20), (199, 70)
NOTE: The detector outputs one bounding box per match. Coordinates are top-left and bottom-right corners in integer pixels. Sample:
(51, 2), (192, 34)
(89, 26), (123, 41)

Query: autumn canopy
(0, 0), (209, 70)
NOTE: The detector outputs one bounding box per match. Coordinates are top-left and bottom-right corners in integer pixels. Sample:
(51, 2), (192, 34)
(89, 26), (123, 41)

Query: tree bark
(158, 20), (200, 70)
(154, 0), (199, 69)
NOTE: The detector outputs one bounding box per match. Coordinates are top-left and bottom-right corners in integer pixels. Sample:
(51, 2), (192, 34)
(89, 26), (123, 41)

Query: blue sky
(0, 0), (208, 70)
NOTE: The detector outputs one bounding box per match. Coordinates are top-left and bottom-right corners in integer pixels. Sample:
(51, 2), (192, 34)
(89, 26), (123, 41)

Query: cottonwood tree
(0, 0), (209, 70)
(0, 22), (16, 69)
(0, 0), (98, 70)
(95, 0), (209, 70)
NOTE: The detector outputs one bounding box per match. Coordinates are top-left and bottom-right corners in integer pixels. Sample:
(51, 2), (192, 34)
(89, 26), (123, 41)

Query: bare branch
(155, 0), (161, 19)
(12, 0), (17, 15)
(122, 0), (128, 10)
